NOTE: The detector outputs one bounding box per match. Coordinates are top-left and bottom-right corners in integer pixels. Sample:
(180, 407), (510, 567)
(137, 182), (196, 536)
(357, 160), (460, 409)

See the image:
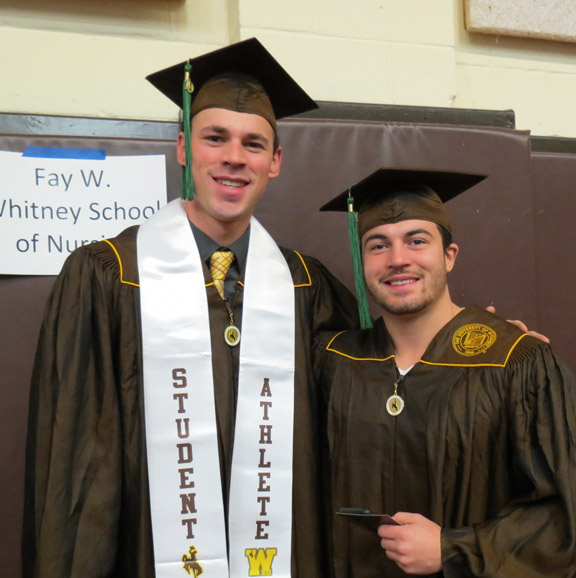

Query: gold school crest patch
(452, 324), (497, 356)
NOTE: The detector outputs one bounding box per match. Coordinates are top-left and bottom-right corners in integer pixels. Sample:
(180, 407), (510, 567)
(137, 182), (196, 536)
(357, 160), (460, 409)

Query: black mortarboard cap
(146, 37), (318, 120)
(320, 168), (487, 237)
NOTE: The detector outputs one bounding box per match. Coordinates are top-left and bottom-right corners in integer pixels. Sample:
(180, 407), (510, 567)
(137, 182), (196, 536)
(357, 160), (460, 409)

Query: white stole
(138, 199), (295, 577)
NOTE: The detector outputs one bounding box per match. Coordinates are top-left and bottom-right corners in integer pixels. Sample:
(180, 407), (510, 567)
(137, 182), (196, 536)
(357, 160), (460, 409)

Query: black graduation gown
(317, 306), (576, 578)
(23, 224), (359, 578)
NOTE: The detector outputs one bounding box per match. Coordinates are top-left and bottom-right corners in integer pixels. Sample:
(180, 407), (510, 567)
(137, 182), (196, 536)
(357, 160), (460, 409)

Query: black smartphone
(336, 508), (401, 531)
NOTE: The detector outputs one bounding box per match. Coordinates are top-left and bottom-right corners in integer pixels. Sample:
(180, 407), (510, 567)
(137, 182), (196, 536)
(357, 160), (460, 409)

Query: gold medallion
(224, 325), (241, 347)
(386, 394), (405, 416)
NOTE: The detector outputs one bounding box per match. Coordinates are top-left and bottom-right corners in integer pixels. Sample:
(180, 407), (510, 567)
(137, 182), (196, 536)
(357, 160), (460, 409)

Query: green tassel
(348, 194), (373, 329)
(181, 61), (195, 200)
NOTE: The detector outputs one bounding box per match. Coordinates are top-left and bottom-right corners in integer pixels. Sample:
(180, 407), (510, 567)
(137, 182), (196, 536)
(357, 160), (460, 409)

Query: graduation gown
(317, 306), (576, 578)
(23, 224), (358, 578)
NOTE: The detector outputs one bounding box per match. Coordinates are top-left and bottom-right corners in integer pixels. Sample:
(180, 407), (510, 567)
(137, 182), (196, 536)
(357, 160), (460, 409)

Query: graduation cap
(320, 168), (487, 328)
(147, 37), (318, 121)
(146, 38), (318, 200)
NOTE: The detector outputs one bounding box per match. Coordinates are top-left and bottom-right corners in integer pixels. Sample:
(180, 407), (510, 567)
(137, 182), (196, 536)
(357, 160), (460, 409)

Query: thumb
(392, 511), (419, 525)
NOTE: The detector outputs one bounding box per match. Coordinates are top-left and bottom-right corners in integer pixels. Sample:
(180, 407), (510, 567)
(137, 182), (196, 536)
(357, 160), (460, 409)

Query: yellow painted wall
(1, 0), (576, 137)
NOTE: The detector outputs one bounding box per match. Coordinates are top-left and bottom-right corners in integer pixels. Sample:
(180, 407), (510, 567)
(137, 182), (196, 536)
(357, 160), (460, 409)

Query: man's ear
(268, 145), (283, 180)
(445, 243), (459, 273)
(176, 131), (186, 167)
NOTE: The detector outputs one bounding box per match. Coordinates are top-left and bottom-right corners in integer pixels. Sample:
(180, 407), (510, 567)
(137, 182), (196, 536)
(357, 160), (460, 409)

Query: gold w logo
(244, 548), (278, 576)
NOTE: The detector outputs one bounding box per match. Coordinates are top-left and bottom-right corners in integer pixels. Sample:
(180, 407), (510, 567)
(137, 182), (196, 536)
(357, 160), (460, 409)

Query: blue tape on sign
(22, 147), (106, 160)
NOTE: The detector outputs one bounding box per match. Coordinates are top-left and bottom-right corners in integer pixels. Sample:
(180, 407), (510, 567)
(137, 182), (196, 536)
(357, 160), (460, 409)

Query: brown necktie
(209, 250), (234, 299)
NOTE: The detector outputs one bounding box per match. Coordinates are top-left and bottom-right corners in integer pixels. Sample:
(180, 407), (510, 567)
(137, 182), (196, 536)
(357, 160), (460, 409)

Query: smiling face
(177, 107), (282, 242)
(362, 219), (458, 317)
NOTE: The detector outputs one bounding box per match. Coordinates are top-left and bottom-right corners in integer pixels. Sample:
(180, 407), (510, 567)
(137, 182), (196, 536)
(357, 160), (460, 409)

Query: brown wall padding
(1, 120), (574, 577)
(531, 152), (576, 364)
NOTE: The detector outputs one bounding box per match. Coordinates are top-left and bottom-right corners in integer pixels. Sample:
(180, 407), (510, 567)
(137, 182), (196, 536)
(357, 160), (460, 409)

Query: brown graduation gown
(317, 306), (576, 578)
(23, 224), (358, 578)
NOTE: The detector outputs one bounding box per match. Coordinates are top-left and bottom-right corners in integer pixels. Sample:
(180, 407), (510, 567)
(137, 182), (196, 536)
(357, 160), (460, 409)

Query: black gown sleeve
(442, 343), (576, 577)
(23, 243), (126, 578)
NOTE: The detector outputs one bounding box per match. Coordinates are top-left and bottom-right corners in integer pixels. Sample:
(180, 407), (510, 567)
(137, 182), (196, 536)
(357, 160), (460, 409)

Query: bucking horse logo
(182, 545), (203, 577)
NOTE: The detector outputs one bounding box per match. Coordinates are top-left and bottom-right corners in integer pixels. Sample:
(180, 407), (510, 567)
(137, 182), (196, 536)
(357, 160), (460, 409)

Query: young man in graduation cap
(316, 169), (576, 577)
(23, 39), (358, 578)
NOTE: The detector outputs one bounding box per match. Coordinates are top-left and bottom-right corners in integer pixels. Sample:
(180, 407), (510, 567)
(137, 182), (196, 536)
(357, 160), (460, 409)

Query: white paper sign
(0, 149), (167, 275)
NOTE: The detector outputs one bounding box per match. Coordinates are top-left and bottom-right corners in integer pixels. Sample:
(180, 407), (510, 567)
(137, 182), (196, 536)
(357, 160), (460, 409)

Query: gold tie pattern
(210, 250), (234, 299)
